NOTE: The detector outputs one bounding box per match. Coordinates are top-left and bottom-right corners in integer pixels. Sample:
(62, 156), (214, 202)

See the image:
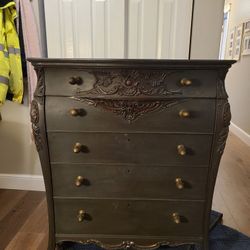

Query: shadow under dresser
(29, 59), (235, 250)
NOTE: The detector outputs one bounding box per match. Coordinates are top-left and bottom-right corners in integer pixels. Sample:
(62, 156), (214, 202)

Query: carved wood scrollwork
(34, 66), (45, 97)
(30, 100), (42, 151)
(30, 66), (45, 151)
(72, 97), (183, 122)
(223, 102), (231, 127)
(73, 70), (185, 122)
(217, 69), (229, 99)
(217, 102), (231, 154)
(217, 128), (229, 154)
(76, 70), (182, 97)
(57, 239), (191, 250)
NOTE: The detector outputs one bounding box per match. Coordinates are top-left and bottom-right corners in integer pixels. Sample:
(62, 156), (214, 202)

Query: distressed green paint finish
(54, 199), (205, 236)
(28, 58), (235, 250)
(46, 97), (216, 133)
(48, 133), (213, 165)
(52, 164), (208, 200)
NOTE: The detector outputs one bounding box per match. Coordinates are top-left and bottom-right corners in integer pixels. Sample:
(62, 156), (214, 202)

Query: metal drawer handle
(180, 78), (192, 86)
(175, 178), (184, 190)
(69, 108), (79, 116)
(69, 76), (83, 85)
(177, 144), (186, 156)
(73, 142), (83, 153)
(179, 110), (190, 118)
(77, 209), (86, 222)
(75, 176), (85, 187)
(172, 212), (181, 224)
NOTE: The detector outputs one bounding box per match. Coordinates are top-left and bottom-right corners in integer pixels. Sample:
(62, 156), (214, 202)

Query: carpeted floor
(60, 211), (250, 250)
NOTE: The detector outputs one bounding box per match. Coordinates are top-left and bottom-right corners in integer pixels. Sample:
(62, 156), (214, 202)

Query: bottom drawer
(55, 199), (205, 237)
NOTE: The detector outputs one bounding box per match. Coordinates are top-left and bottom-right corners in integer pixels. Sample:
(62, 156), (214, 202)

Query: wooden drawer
(48, 133), (213, 165)
(54, 198), (204, 236)
(46, 97), (215, 133)
(52, 164), (208, 200)
(45, 68), (218, 98)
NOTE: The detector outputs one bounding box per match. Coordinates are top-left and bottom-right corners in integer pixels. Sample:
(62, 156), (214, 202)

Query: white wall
(190, 0), (225, 59)
(0, 1), (46, 190)
(224, 0), (250, 145)
(0, 101), (44, 190)
(0, 102), (41, 175)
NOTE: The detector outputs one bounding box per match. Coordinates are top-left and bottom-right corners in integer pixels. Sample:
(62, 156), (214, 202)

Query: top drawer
(45, 68), (218, 98)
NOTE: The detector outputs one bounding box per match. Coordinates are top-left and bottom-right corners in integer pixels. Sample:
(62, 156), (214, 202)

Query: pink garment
(16, 0), (41, 102)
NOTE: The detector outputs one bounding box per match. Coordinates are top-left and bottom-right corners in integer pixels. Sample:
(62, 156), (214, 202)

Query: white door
(44, 0), (193, 59)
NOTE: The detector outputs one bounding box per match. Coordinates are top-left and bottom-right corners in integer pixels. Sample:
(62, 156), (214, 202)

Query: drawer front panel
(54, 199), (204, 236)
(45, 68), (218, 97)
(52, 164), (208, 199)
(46, 97), (215, 133)
(48, 133), (212, 165)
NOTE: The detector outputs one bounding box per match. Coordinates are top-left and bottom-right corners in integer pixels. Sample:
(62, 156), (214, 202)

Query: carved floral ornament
(30, 100), (42, 151)
(34, 66), (45, 97)
(73, 70), (184, 122)
(223, 102), (231, 127)
(217, 101), (231, 154)
(76, 70), (183, 97)
(30, 100), (39, 124)
(72, 97), (183, 123)
(57, 239), (189, 250)
(217, 68), (229, 99)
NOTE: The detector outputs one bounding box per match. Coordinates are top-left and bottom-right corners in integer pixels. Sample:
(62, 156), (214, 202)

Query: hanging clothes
(16, 0), (41, 102)
(0, 1), (23, 105)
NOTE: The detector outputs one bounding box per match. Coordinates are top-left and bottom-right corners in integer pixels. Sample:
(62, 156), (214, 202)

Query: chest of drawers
(29, 59), (235, 250)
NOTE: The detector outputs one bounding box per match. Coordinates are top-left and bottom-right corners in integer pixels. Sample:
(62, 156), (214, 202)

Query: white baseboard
(0, 174), (45, 191)
(230, 122), (250, 146)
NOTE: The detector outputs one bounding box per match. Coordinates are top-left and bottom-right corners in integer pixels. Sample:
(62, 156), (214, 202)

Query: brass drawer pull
(177, 144), (186, 156)
(69, 108), (79, 116)
(69, 76), (83, 85)
(180, 78), (192, 86)
(172, 212), (181, 224)
(175, 178), (184, 190)
(73, 142), (83, 153)
(179, 110), (190, 118)
(75, 176), (85, 187)
(77, 209), (86, 222)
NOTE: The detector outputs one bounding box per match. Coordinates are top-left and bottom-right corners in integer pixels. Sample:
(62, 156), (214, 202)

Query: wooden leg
(187, 244), (195, 250)
(201, 239), (209, 250)
(47, 233), (57, 250)
(47, 239), (57, 250)
(188, 244), (197, 250)
(55, 242), (63, 250)
(187, 242), (208, 250)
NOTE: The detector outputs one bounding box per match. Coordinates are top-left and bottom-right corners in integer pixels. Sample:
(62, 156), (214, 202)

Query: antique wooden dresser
(29, 59), (235, 250)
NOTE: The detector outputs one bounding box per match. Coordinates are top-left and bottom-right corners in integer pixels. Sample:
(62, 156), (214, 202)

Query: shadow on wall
(0, 101), (41, 175)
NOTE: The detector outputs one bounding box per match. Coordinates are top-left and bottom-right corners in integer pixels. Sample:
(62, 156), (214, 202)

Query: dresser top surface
(28, 58), (236, 69)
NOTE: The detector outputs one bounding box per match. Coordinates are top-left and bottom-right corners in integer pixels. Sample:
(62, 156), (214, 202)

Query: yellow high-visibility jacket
(0, 1), (23, 105)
